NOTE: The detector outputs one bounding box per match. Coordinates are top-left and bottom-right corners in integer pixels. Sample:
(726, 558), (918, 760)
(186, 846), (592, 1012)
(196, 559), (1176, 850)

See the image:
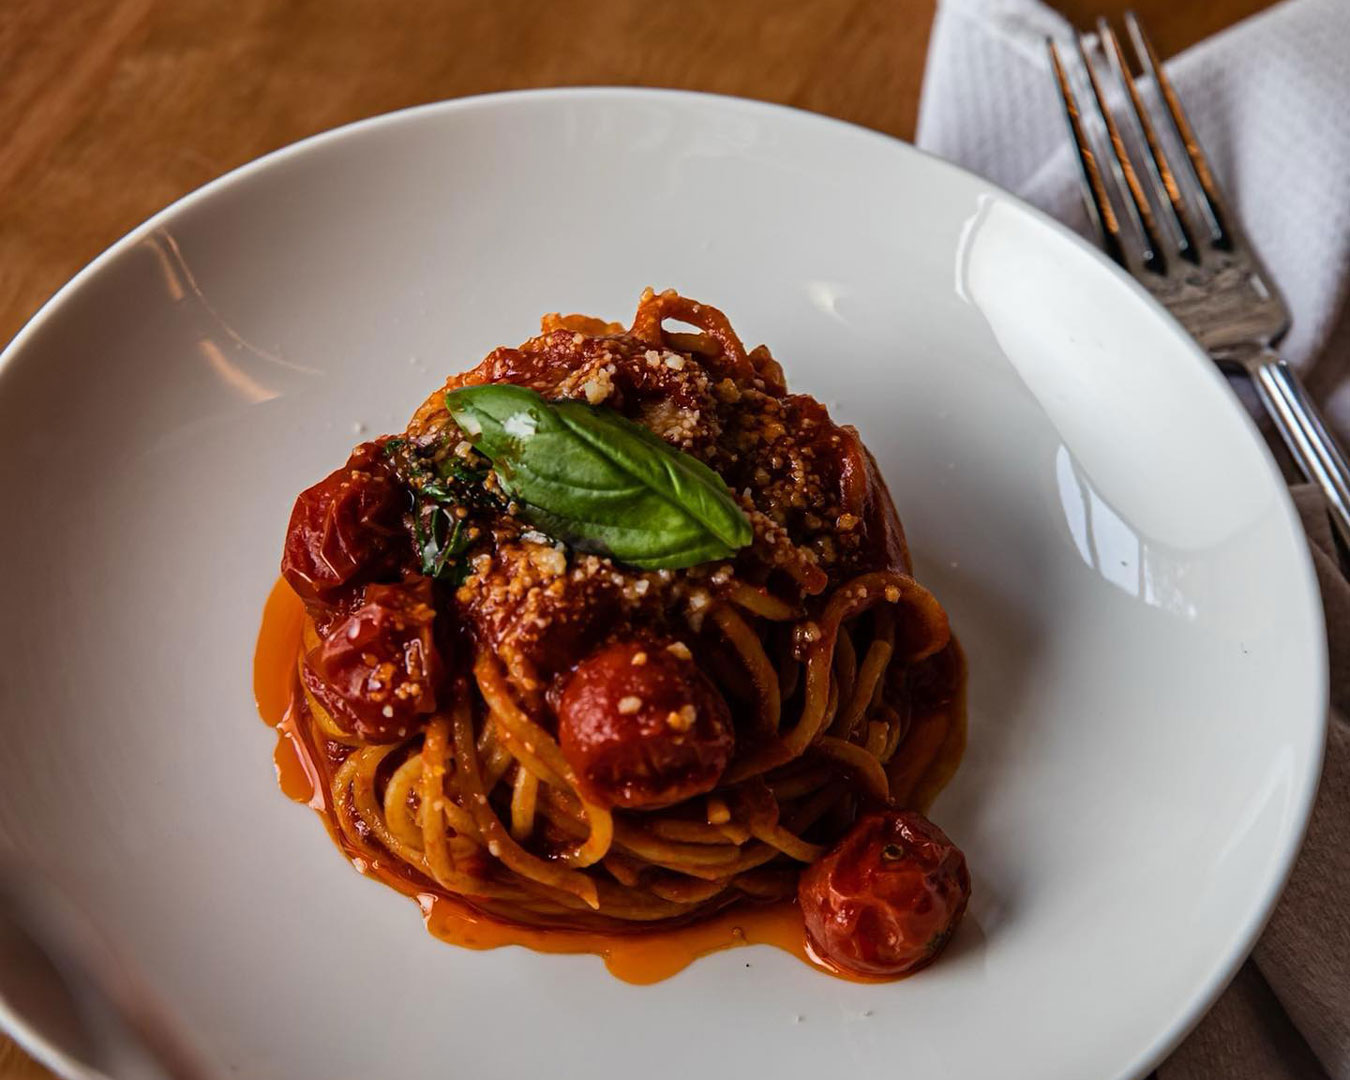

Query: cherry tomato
(304, 576), (441, 743)
(798, 810), (970, 978)
(281, 442), (407, 606)
(558, 639), (734, 810)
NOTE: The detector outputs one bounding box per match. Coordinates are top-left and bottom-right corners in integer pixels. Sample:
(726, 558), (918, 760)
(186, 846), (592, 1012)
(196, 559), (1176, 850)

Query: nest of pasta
(277, 289), (967, 970)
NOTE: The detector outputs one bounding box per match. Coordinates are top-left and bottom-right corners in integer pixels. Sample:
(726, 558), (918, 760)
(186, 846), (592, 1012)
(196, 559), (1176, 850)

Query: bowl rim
(0, 86), (1329, 1080)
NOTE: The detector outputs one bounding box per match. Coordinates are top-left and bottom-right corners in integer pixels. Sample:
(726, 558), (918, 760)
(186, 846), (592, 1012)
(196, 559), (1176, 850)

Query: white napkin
(917, 0), (1350, 423)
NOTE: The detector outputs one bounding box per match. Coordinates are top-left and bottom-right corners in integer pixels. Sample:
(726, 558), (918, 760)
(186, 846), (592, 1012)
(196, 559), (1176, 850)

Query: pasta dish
(258, 289), (970, 980)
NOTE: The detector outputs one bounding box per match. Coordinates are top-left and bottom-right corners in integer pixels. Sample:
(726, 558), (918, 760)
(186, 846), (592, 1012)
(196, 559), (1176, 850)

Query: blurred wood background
(0, 0), (1276, 1075)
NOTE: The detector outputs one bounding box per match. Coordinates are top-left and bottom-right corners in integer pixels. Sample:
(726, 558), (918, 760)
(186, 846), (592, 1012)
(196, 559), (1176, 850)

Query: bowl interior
(0, 91), (1324, 1080)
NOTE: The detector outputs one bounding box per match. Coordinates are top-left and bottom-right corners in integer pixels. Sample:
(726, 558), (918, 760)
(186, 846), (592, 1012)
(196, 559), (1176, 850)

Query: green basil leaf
(412, 498), (475, 584)
(444, 384), (753, 570)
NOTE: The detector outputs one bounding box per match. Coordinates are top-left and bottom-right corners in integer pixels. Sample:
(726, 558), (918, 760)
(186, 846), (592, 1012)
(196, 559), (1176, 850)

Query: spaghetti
(265, 290), (970, 977)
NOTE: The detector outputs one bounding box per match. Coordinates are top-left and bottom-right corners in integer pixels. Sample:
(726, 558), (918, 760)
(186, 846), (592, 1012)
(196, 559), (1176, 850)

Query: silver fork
(1048, 13), (1350, 554)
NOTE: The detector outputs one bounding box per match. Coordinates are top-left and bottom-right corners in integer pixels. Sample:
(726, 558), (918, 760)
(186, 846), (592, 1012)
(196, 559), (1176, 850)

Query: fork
(1047, 13), (1350, 555)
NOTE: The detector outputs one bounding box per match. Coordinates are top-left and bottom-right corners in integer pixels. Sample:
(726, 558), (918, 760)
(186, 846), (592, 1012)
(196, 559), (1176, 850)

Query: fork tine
(1047, 38), (1128, 267)
(1125, 11), (1232, 249)
(1096, 18), (1198, 263)
(1074, 33), (1165, 272)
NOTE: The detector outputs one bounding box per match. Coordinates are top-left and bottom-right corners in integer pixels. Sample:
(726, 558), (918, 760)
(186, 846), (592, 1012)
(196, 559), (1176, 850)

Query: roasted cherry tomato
(558, 639), (734, 810)
(798, 810), (970, 978)
(304, 576), (441, 742)
(281, 441), (407, 606)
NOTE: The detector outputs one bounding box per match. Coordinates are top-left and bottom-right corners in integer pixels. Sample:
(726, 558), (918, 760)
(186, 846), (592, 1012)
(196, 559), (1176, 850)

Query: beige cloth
(1159, 487), (1350, 1080)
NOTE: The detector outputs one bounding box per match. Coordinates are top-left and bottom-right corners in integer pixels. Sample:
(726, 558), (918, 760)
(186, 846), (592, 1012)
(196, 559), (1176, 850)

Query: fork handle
(1251, 351), (1350, 556)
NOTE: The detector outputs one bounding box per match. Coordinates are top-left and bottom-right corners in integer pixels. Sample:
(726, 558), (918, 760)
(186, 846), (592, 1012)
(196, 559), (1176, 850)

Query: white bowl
(0, 89), (1325, 1080)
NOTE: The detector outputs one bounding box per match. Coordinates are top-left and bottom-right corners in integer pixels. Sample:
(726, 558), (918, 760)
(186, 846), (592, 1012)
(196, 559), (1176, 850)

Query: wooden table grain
(0, 0), (1275, 1075)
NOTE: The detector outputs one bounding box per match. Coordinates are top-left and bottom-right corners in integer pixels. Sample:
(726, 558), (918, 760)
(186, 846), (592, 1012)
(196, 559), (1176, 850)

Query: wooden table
(0, 0), (1275, 1075)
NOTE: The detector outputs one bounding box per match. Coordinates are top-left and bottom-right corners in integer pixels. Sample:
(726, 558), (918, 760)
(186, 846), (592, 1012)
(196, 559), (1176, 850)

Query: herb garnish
(414, 503), (472, 585)
(390, 437), (500, 586)
(445, 384), (753, 570)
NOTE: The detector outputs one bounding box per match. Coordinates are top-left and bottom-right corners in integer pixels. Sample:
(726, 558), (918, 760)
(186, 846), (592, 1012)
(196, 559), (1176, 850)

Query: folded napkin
(919, 0), (1350, 420)
(918, 3), (1350, 1077)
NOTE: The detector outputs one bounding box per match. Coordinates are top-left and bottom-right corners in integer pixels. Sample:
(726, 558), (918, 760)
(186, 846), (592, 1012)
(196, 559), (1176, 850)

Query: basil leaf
(444, 384), (753, 570)
(413, 503), (473, 584)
